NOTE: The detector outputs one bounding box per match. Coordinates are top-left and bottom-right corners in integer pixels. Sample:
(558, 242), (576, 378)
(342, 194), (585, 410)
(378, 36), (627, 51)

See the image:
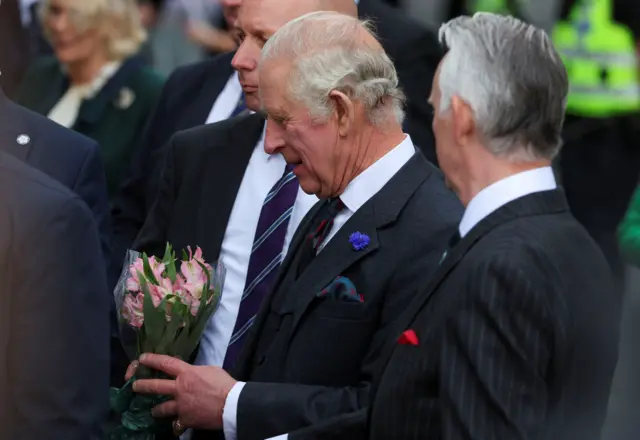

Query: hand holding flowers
(108, 244), (225, 439)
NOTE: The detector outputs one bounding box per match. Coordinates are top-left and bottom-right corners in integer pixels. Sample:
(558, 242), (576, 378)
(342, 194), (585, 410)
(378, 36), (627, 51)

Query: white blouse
(47, 61), (122, 128)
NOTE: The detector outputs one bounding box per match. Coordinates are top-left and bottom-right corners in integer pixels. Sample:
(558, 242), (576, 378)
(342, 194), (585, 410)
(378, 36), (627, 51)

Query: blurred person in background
(550, 0), (640, 293)
(184, 0), (238, 56)
(110, 0), (443, 264)
(14, 0), (165, 200)
(137, 0), (235, 76)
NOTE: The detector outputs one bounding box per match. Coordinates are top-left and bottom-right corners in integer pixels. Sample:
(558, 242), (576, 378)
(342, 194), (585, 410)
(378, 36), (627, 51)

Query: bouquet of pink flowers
(108, 243), (225, 439)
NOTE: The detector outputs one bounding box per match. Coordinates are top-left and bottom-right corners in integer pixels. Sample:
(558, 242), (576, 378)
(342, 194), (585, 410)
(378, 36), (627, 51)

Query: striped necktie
(222, 164), (299, 370)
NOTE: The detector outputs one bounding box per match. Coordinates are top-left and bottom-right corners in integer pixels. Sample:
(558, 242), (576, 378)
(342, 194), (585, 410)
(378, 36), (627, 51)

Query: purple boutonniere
(349, 232), (370, 251)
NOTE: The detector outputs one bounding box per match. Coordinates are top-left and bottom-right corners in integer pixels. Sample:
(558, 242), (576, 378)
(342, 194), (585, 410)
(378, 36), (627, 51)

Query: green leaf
(163, 243), (177, 284)
(141, 254), (159, 286)
(183, 289), (222, 357)
(173, 319), (192, 359)
(156, 300), (184, 355)
(140, 277), (164, 350)
(161, 242), (173, 264)
(182, 249), (189, 261)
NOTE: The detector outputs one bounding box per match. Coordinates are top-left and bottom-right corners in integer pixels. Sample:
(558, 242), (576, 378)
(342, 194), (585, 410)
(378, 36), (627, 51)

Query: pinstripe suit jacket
(364, 189), (622, 440)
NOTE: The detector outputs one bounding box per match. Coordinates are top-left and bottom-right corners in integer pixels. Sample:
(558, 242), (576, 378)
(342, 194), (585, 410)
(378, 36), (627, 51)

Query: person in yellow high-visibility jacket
(552, 0), (640, 292)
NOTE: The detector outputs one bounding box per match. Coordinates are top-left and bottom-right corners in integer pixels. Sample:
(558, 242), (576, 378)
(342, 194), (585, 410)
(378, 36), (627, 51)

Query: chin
(54, 50), (81, 65)
(244, 94), (260, 112)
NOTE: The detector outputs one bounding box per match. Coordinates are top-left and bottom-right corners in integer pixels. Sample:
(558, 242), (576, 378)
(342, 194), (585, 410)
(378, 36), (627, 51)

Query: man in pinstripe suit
(363, 13), (623, 440)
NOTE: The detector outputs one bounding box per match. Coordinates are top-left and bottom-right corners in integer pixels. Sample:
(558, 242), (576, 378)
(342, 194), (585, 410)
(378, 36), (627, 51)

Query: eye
(271, 115), (287, 127)
(236, 30), (246, 43)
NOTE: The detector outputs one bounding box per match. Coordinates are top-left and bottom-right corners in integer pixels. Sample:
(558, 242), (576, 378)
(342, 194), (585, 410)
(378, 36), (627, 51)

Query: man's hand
(131, 353), (237, 430)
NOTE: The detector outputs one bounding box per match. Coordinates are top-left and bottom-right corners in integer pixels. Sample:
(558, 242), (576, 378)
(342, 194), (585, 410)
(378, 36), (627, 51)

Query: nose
(264, 120), (285, 155)
(231, 38), (259, 73)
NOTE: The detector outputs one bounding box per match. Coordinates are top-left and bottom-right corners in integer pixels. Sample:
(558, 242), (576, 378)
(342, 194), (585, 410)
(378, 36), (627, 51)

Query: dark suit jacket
(224, 152), (462, 440)
(0, 90), (112, 270)
(0, 150), (110, 440)
(365, 189), (622, 440)
(112, 52), (235, 262)
(358, 0), (442, 165)
(132, 113), (264, 261)
(15, 55), (165, 198)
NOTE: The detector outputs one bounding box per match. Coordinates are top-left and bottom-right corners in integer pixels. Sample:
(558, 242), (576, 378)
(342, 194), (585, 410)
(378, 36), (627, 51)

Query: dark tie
(296, 197), (345, 277)
(229, 92), (249, 118)
(222, 164), (299, 370)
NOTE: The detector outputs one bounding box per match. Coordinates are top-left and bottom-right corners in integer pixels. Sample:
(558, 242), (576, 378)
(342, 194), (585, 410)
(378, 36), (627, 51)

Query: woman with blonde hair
(17, 0), (164, 199)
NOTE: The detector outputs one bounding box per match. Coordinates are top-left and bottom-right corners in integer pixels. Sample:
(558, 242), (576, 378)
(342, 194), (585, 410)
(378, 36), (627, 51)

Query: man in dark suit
(0, 88), (120, 382)
(365, 13), (622, 440)
(130, 10), (461, 440)
(0, 149), (110, 439)
(110, 0), (442, 261)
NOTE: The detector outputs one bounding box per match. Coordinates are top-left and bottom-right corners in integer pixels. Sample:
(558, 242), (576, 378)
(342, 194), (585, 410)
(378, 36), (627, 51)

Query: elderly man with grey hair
(362, 12), (622, 440)
(130, 10), (462, 440)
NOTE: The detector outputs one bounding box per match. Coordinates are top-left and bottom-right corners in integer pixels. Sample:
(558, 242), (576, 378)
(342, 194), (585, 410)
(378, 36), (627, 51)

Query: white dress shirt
(458, 166), (558, 238)
(205, 72), (243, 124)
(47, 61), (122, 128)
(223, 135), (417, 440)
(180, 130), (318, 440)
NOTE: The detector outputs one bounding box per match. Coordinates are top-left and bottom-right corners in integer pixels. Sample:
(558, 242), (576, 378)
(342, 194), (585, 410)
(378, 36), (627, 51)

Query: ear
(328, 90), (355, 137)
(451, 95), (475, 146)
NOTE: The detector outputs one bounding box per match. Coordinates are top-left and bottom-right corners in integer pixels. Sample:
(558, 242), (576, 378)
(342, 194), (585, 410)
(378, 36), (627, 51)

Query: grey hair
(438, 13), (568, 161)
(260, 11), (405, 127)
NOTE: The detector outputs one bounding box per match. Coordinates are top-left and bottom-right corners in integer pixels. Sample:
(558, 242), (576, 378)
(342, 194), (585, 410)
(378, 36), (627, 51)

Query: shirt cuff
(265, 436), (288, 440)
(222, 381), (246, 440)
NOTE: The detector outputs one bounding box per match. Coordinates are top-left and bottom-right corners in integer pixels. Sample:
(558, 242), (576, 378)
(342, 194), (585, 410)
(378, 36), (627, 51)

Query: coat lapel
(195, 113), (265, 260)
(376, 189), (570, 375)
(287, 152), (432, 339)
(0, 92), (35, 163)
(73, 56), (145, 131)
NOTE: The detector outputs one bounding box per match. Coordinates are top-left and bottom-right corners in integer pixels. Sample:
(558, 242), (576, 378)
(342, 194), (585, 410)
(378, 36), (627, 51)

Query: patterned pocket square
(398, 329), (419, 345)
(317, 276), (363, 303)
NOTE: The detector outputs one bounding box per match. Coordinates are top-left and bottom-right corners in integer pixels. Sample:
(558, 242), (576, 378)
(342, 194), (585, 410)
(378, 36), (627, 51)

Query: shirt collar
(459, 166), (557, 237)
(340, 135), (415, 213)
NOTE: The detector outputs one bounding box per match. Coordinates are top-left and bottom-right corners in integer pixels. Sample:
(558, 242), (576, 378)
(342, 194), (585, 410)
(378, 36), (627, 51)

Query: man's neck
(350, 124), (406, 180)
(459, 157), (551, 207)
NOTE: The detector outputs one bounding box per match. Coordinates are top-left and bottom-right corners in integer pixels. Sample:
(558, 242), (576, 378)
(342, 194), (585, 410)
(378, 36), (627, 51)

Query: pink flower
(182, 294), (200, 317)
(181, 250), (210, 301)
(122, 293), (144, 328)
(147, 257), (166, 283)
(148, 277), (174, 307)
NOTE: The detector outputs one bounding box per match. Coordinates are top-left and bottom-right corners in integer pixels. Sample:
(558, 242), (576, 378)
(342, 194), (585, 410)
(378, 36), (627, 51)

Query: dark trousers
(558, 114), (640, 292)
